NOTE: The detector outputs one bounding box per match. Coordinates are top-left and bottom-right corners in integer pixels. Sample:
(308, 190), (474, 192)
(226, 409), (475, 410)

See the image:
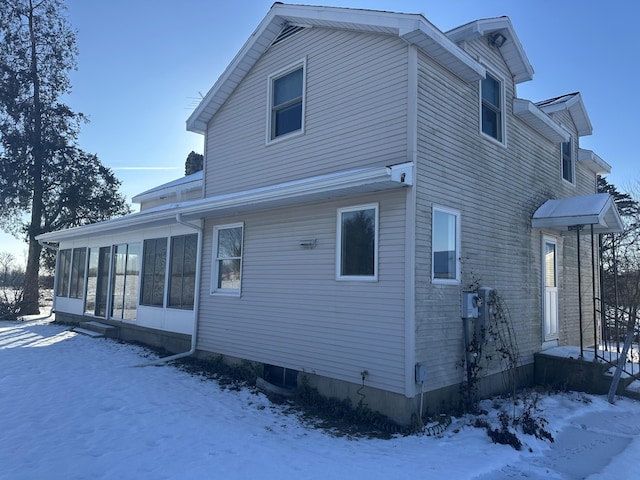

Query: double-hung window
(561, 139), (574, 184)
(432, 206), (461, 283)
(481, 72), (504, 143)
(212, 223), (244, 295)
(268, 60), (305, 142)
(337, 204), (378, 281)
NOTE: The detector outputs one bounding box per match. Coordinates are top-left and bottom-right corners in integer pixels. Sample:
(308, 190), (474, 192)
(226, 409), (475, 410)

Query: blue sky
(2, 0), (639, 263)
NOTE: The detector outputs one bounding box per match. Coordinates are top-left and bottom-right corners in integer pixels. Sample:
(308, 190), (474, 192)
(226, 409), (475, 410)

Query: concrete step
(73, 327), (104, 338)
(73, 321), (118, 339)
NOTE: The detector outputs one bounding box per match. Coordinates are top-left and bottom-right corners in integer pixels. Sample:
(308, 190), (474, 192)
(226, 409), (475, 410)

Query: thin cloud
(112, 167), (179, 171)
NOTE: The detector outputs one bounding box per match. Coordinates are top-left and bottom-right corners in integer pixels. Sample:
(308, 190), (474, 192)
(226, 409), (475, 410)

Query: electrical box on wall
(415, 363), (427, 383)
(462, 291), (479, 318)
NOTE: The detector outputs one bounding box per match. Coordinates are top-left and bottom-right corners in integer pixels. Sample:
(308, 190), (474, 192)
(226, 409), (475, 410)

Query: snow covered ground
(2, 317), (640, 480)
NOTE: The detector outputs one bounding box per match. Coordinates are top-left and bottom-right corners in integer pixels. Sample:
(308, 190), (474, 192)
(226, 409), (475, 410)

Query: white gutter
(134, 213), (203, 367)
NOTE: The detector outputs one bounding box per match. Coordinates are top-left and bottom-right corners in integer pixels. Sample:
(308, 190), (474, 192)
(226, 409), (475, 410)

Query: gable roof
(532, 193), (623, 234)
(446, 17), (534, 84)
(186, 3), (485, 134)
(536, 92), (593, 137)
(132, 171), (203, 205)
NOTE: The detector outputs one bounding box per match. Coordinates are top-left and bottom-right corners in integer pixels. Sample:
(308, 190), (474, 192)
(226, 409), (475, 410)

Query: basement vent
(271, 24), (306, 46)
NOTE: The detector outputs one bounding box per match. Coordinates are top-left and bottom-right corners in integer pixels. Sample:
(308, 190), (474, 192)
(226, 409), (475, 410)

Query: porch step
(73, 321), (118, 339)
(623, 380), (640, 401)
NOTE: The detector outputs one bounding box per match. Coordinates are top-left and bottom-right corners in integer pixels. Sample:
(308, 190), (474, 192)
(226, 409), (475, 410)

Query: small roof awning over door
(532, 193), (624, 234)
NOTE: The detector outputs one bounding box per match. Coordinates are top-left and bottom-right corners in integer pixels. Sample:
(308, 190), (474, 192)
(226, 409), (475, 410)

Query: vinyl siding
(413, 37), (600, 392)
(204, 27), (409, 196)
(197, 190), (407, 394)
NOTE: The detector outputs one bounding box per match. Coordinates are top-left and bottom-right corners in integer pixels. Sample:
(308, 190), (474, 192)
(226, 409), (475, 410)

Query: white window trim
(266, 57), (307, 145)
(479, 68), (507, 147)
(211, 222), (244, 297)
(336, 203), (379, 282)
(431, 205), (461, 285)
(561, 137), (576, 186)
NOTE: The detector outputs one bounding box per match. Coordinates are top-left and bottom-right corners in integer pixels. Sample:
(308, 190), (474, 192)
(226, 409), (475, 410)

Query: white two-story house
(38, 4), (622, 424)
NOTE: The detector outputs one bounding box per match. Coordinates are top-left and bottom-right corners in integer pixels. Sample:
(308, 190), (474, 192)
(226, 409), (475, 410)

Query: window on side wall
(168, 234), (198, 309)
(337, 204), (378, 281)
(432, 206), (461, 283)
(481, 72), (504, 143)
(212, 224), (243, 296)
(268, 60), (305, 142)
(561, 139), (574, 184)
(140, 238), (167, 307)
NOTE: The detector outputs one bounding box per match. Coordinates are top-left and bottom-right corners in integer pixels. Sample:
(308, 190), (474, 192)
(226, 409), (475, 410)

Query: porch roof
(532, 193), (624, 234)
(36, 162), (413, 243)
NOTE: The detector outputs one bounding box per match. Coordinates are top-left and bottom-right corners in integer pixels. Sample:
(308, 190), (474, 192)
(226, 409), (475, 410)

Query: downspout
(135, 213), (203, 367)
(36, 239), (59, 319)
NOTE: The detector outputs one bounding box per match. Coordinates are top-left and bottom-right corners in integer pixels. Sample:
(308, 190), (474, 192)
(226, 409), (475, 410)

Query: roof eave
(447, 17), (534, 84)
(513, 98), (570, 143)
(186, 4), (484, 134)
(36, 162), (414, 243)
(578, 148), (611, 175)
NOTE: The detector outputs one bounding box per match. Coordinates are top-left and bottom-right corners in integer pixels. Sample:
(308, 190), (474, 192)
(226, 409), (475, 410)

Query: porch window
(268, 61), (305, 142)
(168, 234), (197, 309)
(337, 204), (378, 280)
(432, 206), (461, 283)
(56, 248), (86, 299)
(140, 238), (167, 307)
(69, 248), (87, 299)
(56, 249), (72, 297)
(212, 224), (243, 295)
(481, 72), (504, 143)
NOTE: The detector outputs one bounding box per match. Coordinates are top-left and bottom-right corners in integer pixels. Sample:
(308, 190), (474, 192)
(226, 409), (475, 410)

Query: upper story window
(268, 60), (305, 142)
(212, 223), (244, 296)
(561, 139), (574, 184)
(481, 72), (504, 144)
(336, 204), (378, 281)
(432, 206), (461, 284)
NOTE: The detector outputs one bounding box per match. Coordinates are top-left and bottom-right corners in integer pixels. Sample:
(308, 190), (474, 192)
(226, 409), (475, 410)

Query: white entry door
(543, 236), (559, 341)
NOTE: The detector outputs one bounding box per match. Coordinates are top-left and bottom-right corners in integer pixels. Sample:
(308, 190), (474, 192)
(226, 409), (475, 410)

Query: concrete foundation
(54, 312), (191, 353)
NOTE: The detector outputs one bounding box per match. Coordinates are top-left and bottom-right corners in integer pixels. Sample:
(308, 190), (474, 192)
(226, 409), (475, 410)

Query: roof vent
(272, 24), (306, 46)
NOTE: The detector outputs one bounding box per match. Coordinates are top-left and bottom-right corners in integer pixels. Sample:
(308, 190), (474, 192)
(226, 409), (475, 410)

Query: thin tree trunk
(20, 0), (44, 315)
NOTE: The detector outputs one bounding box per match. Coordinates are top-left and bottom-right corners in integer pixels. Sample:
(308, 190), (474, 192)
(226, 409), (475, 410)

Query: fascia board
(578, 148), (611, 175)
(513, 98), (570, 143)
